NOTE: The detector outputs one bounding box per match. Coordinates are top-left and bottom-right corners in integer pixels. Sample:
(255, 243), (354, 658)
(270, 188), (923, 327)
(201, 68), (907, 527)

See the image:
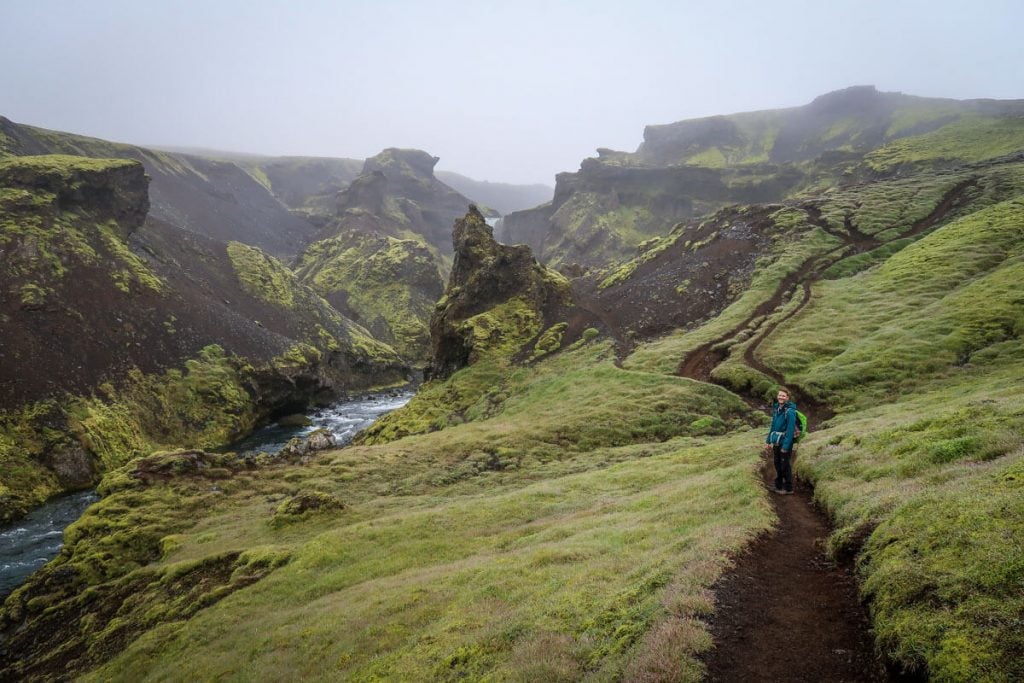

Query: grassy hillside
(1, 339), (770, 682)
(618, 157), (1024, 679)
(2, 91), (1023, 681)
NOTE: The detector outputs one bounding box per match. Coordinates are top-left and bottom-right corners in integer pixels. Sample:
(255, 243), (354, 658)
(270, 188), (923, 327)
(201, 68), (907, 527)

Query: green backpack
(793, 409), (809, 442)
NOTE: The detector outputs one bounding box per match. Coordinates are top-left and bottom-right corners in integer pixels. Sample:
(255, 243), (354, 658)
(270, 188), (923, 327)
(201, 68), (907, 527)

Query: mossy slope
(0, 155), (407, 522)
(292, 148), (485, 362)
(618, 157), (1024, 678)
(0, 117), (314, 257)
(1, 337), (764, 682)
(294, 230), (444, 362)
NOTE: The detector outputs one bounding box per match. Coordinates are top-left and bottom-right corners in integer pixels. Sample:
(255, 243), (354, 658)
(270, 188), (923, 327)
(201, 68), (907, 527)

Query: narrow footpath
(700, 458), (891, 682)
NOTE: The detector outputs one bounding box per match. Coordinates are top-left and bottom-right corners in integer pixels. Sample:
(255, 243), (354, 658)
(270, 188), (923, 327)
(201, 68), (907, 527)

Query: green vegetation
(547, 191), (663, 268)
(295, 231), (443, 362)
(730, 187), (1022, 678)
(69, 345), (257, 470)
(98, 221), (165, 293)
(866, 115), (1024, 172)
(0, 346), (257, 523)
(761, 197), (1024, 408)
(531, 322), (568, 360)
(0, 402), (67, 523)
(4, 339), (768, 681)
(5, 92), (1024, 681)
(0, 153), (138, 178)
(1, 155), (162, 302)
(226, 241), (299, 308)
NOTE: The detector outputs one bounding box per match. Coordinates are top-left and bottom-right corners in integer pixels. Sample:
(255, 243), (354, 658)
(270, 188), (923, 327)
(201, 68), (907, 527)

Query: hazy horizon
(2, 0), (1022, 185)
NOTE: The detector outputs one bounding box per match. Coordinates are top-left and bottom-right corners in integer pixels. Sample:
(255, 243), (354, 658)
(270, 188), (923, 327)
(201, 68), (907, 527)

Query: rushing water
(0, 389), (413, 599)
(226, 389), (414, 456)
(0, 489), (99, 597)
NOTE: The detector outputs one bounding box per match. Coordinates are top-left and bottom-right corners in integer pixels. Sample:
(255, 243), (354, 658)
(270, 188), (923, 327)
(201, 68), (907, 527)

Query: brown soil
(701, 457), (891, 682)
(673, 181), (978, 680)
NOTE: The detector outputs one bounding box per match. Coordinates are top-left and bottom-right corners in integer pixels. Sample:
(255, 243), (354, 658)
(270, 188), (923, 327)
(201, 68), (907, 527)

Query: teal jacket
(766, 399), (797, 452)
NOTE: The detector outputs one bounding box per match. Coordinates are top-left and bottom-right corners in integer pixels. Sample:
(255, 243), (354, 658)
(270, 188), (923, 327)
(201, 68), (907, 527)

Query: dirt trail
(687, 183), (976, 680)
(701, 459), (891, 682)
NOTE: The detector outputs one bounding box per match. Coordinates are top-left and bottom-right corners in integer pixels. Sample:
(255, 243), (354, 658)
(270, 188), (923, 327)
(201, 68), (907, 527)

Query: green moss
(8, 335), (766, 681)
(822, 238), (916, 279)
(885, 105), (961, 138)
(762, 196), (1024, 408)
(226, 241), (298, 308)
(684, 147), (728, 168)
(98, 221), (164, 293)
(866, 115), (1024, 172)
(531, 322), (568, 360)
(272, 342), (322, 370)
(0, 154), (138, 178)
(272, 491), (346, 526)
(0, 402), (67, 522)
(459, 296), (543, 362)
(598, 230), (681, 290)
(67, 345), (257, 470)
(547, 191), (664, 268)
(295, 231), (443, 362)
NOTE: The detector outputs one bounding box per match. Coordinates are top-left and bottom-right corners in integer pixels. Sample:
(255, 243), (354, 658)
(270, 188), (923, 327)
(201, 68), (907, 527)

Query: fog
(2, 0), (1022, 184)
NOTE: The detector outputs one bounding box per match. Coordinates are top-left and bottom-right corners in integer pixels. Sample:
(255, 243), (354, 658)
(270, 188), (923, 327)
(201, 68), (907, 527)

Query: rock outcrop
(295, 148), (482, 362)
(428, 206), (580, 378)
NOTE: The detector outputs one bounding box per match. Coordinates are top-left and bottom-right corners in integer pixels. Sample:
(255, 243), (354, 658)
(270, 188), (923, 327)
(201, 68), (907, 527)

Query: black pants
(773, 442), (793, 492)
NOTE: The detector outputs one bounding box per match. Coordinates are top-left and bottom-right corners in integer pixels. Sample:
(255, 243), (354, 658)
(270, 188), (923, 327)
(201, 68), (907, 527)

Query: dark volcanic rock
(313, 147), (480, 256)
(0, 117), (315, 258)
(429, 206), (586, 378)
(0, 155), (149, 237)
(295, 148), (477, 362)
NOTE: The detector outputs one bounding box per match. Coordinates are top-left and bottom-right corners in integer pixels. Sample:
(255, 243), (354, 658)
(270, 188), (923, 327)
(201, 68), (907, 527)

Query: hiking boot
(772, 488), (785, 494)
(782, 489), (794, 495)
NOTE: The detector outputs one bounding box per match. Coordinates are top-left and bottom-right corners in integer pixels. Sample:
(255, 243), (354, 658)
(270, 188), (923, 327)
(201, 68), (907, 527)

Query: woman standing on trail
(764, 388), (798, 494)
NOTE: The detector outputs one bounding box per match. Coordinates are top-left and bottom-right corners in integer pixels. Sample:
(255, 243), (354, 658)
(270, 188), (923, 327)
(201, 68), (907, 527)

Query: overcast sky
(2, 0), (1022, 184)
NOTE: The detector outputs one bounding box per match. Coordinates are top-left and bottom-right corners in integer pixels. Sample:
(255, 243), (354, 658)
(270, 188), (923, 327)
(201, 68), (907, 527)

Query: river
(0, 388), (413, 599)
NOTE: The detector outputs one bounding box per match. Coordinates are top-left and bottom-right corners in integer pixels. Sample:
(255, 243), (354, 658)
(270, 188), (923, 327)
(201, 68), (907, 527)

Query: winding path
(678, 182), (976, 680)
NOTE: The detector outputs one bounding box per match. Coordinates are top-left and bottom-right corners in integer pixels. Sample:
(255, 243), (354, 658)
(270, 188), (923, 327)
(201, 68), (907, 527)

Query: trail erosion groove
(701, 460), (893, 682)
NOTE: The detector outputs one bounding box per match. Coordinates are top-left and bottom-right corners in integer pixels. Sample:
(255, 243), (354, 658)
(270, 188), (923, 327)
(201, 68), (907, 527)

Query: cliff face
(0, 154), (406, 522)
(0, 118), (315, 258)
(500, 86), (1024, 270)
(429, 207), (579, 378)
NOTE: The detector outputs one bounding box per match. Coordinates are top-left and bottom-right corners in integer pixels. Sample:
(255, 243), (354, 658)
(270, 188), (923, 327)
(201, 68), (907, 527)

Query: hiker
(763, 388), (798, 494)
